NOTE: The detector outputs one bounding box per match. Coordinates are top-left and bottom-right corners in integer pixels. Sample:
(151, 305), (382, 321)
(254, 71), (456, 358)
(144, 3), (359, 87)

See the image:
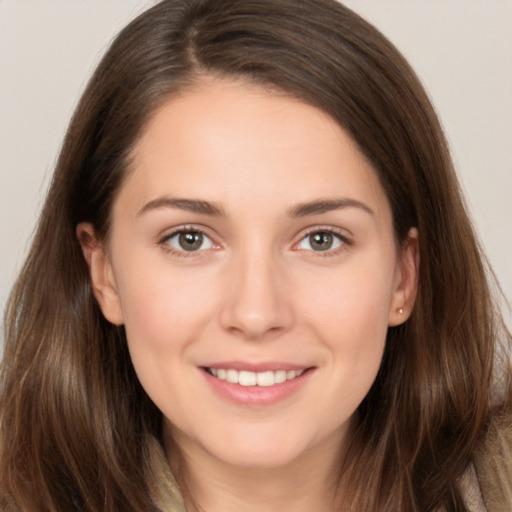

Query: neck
(164, 429), (344, 512)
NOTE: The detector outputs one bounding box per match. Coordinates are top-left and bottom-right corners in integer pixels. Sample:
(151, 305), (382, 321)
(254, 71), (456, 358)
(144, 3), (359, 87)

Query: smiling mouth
(204, 367), (307, 387)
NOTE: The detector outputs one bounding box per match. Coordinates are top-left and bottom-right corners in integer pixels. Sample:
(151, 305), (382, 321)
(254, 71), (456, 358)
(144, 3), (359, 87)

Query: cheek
(112, 257), (219, 359)
(303, 272), (391, 426)
(306, 255), (395, 336)
(301, 252), (396, 382)
(111, 258), (223, 423)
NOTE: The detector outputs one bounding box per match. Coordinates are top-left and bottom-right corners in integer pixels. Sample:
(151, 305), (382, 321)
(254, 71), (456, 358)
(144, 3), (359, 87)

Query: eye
(163, 229), (215, 253)
(296, 230), (347, 252)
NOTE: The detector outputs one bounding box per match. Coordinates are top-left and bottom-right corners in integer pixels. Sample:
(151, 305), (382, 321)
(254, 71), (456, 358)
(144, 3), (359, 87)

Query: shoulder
(473, 411), (512, 512)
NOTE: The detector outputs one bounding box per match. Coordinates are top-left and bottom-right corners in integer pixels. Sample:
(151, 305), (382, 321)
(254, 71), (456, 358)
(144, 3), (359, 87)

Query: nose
(219, 248), (294, 341)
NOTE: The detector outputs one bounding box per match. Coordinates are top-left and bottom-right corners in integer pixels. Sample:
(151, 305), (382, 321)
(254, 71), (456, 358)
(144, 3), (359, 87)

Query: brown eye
(309, 232), (334, 251)
(164, 230), (214, 253)
(297, 230), (346, 252)
(179, 232), (204, 251)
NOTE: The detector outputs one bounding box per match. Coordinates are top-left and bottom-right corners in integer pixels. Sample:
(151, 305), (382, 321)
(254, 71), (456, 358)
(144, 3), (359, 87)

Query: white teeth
(256, 371), (274, 387)
(208, 368), (305, 386)
(226, 369), (238, 384)
(238, 371), (257, 386)
(274, 370), (287, 384)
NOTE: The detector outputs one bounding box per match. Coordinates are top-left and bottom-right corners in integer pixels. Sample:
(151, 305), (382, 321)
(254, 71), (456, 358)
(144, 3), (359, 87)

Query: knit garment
(474, 412), (512, 512)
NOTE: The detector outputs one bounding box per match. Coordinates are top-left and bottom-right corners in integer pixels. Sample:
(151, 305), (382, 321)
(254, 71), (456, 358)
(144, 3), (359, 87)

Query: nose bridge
(220, 239), (293, 339)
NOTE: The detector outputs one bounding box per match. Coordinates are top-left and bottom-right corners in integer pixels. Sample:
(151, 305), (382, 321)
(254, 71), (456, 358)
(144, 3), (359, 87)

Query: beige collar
(460, 463), (488, 512)
(147, 435), (187, 512)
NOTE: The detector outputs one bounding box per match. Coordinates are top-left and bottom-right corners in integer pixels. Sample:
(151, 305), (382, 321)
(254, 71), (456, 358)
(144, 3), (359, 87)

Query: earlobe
(388, 228), (420, 327)
(76, 223), (124, 326)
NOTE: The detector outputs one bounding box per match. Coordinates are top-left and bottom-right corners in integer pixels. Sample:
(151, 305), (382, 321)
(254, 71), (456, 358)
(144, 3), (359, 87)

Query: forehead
(121, 79), (390, 219)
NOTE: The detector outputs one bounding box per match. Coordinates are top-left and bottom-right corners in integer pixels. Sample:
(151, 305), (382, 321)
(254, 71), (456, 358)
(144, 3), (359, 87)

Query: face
(80, 80), (418, 470)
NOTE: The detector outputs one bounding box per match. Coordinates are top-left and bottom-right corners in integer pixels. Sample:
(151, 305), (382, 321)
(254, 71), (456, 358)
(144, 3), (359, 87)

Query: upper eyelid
(296, 225), (352, 241)
(158, 224), (216, 242)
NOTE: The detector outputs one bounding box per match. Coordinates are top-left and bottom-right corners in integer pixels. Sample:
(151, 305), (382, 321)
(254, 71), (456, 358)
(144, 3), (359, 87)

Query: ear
(76, 223), (124, 325)
(388, 227), (420, 327)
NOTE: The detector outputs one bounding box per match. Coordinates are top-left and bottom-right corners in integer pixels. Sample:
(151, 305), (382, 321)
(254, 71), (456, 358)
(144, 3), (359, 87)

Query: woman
(1, 0), (510, 510)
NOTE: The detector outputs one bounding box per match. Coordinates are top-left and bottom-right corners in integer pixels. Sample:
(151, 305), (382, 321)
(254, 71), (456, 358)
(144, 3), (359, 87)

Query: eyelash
(295, 227), (352, 257)
(157, 225), (352, 259)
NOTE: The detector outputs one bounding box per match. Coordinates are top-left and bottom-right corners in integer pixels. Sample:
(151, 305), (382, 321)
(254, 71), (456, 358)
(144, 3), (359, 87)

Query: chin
(196, 423), (330, 470)
(211, 443), (304, 469)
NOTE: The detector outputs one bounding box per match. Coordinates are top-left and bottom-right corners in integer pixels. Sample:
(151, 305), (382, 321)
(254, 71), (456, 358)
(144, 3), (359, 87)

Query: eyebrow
(288, 198), (374, 217)
(137, 196), (374, 218)
(137, 197), (225, 217)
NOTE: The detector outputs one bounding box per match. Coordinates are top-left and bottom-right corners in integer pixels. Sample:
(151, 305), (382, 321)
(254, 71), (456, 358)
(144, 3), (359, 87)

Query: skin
(79, 79), (418, 512)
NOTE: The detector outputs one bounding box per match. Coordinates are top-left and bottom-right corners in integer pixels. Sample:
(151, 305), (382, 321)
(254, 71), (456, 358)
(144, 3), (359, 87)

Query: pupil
(310, 232), (332, 251)
(179, 232), (203, 251)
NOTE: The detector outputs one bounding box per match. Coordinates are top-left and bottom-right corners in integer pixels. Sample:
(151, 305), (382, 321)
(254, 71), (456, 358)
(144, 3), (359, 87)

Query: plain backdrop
(1, 1), (511, 346)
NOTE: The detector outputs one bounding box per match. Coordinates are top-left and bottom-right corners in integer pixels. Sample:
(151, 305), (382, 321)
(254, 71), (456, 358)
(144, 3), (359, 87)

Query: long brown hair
(1, 1), (510, 510)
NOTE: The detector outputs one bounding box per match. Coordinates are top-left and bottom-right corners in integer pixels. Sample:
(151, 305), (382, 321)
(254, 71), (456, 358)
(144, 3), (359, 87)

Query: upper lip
(201, 361), (312, 372)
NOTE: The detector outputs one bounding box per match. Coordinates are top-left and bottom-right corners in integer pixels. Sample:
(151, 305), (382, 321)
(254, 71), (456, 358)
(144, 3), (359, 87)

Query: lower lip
(201, 368), (314, 406)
